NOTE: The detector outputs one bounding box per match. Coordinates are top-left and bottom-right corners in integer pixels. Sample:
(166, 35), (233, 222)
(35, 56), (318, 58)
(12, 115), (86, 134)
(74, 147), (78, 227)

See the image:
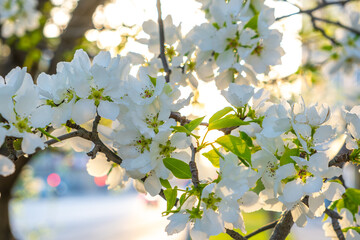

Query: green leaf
(185, 116), (205, 132)
(209, 107), (234, 123)
(208, 114), (249, 130)
(38, 128), (60, 142)
(346, 188), (360, 204)
(215, 135), (251, 166)
(163, 158), (192, 179)
(321, 45), (333, 51)
(163, 187), (177, 214)
(171, 126), (200, 139)
(239, 131), (253, 147)
(160, 178), (171, 189)
(148, 75), (157, 86)
(244, 14), (259, 31)
(280, 148), (298, 166)
(336, 194), (359, 215)
(202, 148), (221, 168)
(342, 227), (360, 234)
(179, 192), (187, 206)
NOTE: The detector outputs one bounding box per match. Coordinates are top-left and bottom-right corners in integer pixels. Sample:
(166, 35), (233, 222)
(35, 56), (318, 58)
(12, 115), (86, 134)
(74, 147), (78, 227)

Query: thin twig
(276, 0), (358, 21)
(189, 143), (200, 188)
(156, 0), (171, 83)
(245, 220), (278, 238)
(45, 131), (84, 146)
(310, 16), (340, 45)
(325, 209), (345, 240)
(226, 229), (247, 240)
(312, 16), (360, 35)
(65, 121), (123, 165)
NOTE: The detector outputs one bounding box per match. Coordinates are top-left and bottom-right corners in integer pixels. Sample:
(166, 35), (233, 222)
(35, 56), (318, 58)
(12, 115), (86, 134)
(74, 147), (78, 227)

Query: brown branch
(312, 16), (360, 35)
(269, 210), (294, 240)
(189, 143), (200, 188)
(156, 0), (171, 83)
(325, 209), (345, 240)
(245, 220), (278, 238)
(276, 0), (358, 21)
(310, 15), (340, 45)
(226, 229), (247, 240)
(65, 120), (123, 165)
(45, 130), (84, 146)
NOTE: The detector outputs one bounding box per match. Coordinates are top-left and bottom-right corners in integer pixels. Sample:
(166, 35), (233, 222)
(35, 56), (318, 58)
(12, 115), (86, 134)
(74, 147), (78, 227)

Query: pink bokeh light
(47, 173), (61, 187)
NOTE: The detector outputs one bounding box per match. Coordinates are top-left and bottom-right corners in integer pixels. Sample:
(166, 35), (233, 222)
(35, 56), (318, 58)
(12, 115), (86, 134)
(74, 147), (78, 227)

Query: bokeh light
(94, 175), (107, 187)
(47, 173), (61, 187)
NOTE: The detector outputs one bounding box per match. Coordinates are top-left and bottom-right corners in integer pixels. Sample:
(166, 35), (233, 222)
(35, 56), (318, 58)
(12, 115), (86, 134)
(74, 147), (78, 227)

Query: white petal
(22, 132), (45, 154)
(347, 229), (360, 240)
(93, 51), (111, 67)
(106, 166), (128, 189)
(98, 101), (119, 120)
(282, 180), (304, 203)
(166, 213), (189, 235)
(0, 155), (15, 177)
(86, 152), (112, 177)
(303, 177), (322, 194)
(144, 172), (161, 196)
(323, 182), (345, 201)
(31, 105), (53, 128)
(72, 99), (96, 124)
(291, 203), (308, 227)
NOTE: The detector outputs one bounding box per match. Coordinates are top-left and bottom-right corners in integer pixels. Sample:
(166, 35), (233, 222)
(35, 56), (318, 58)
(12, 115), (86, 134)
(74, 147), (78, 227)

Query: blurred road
(10, 193), (187, 240)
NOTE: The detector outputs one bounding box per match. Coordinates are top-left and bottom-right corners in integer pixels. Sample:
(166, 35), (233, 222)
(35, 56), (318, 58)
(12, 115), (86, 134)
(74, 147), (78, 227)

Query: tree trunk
(0, 192), (15, 240)
(0, 155), (31, 240)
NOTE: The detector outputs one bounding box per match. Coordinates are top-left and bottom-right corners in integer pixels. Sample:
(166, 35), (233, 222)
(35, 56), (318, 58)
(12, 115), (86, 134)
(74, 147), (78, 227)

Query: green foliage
(330, 188), (360, 216)
(185, 116), (205, 132)
(244, 14), (258, 31)
(280, 147), (298, 166)
(163, 157), (192, 179)
(202, 148), (221, 168)
(160, 178), (171, 189)
(208, 114), (249, 130)
(215, 135), (251, 166)
(209, 107), (234, 123)
(163, 187), (178, 214)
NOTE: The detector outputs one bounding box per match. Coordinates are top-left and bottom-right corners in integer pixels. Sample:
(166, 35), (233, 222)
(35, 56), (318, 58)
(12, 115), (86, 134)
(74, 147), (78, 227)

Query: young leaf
(164, 187), (178, 213)
(209, 107), (234, 123)
(346, 188), (360, 204)
(163, 158), (192, 179)
(160, 178), (171, 189)
(239, 131), (254, 147)
(171, 126), (200, 139)
(280, 148), (298, 166)
(208, 114), (249, 130)
(215, 135), (251, 166)
(185, 116), (205, 132)
(202, 148), (221, 168)
(244, 14), (259, 31)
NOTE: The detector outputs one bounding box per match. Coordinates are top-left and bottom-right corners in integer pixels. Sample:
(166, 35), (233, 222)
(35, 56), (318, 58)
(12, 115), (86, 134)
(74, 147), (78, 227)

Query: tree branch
(226, 229), (247, 240)
(325, 209), (345, 240)
(276, 0), (358, 21)
(65, 120), (123, 165)
(245, 220), (278, 238)
(156, 0), (171, 83)
(269, 210), (294, 240)
(189, 143), (200, 188)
